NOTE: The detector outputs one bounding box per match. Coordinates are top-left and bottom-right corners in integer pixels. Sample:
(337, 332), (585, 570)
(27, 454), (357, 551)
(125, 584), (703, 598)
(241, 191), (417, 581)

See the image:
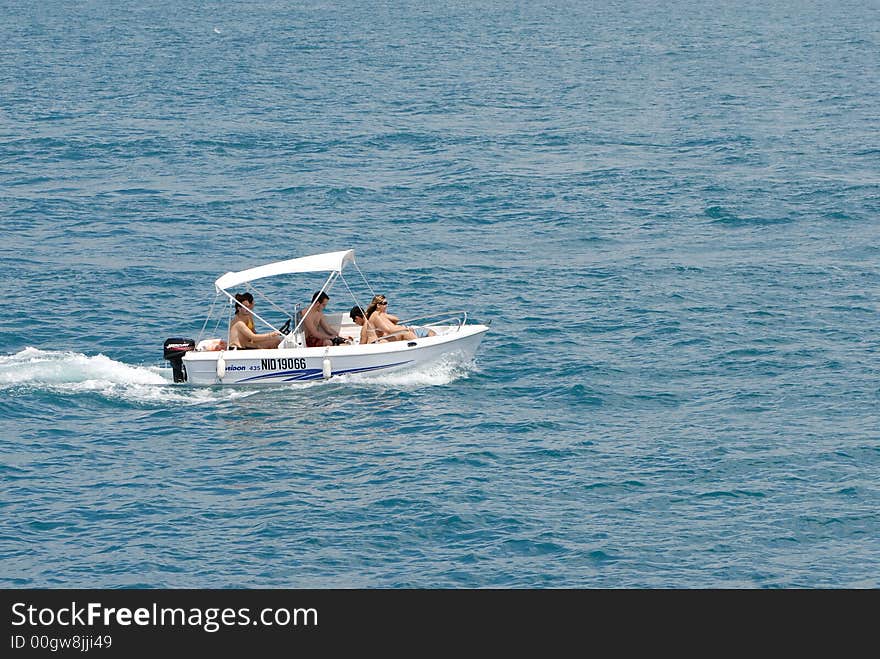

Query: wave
(0, 347), (254, 406)
(334, 354), (477, 388)
(0, 347), (167, 387)
(704, 206), (793, 227)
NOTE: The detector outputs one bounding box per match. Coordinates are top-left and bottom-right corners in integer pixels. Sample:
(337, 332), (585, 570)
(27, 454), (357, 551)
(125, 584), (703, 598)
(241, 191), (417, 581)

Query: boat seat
(279, 327), (305, 349)
(196, 338), (227, 351)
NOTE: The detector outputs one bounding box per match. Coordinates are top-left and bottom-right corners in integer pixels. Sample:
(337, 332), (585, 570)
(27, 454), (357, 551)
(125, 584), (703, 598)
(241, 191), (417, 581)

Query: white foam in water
(335, 354), (476, 388)
(0, 347), (256, 405)
(0, 347), (167, 386)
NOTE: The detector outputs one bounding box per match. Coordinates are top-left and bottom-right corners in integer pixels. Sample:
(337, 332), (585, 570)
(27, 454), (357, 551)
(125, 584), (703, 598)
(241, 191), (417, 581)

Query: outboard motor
(163, 338), (195, 383)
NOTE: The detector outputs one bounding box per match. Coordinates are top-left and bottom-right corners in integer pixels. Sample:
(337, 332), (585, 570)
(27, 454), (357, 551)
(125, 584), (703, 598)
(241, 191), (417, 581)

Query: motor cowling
(163, 338), (195, 383)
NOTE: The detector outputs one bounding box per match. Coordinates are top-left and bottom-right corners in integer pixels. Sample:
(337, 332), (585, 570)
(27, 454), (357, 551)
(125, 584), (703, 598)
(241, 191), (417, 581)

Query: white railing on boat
(399, 310), (468, 331)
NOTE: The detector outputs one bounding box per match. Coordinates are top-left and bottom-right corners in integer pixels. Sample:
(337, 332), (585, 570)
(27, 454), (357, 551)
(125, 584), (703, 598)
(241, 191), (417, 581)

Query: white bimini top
(214, 250), (355, 292)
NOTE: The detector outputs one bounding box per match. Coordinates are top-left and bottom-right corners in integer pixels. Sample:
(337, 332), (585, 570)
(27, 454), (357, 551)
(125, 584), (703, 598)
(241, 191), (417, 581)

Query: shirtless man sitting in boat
(303, 291), (351, 347)
(228, 292), (283, 349)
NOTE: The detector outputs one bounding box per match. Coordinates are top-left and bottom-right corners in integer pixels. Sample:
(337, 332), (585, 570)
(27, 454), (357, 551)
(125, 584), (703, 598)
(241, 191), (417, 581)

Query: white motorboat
(163, 250), (489, 385)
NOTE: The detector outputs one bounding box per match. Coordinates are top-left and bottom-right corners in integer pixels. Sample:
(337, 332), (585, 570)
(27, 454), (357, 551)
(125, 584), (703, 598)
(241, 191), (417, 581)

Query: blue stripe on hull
(232, 361), (412, 384)
(235, 368), (322, 383)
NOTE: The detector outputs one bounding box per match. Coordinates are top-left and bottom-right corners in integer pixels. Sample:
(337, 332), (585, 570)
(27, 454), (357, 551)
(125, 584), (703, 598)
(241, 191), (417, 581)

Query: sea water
(1, 0), (878, 588)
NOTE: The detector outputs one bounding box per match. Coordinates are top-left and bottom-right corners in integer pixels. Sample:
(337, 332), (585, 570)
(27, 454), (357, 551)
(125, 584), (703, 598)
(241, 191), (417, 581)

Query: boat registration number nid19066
(261, 358), (306, 370)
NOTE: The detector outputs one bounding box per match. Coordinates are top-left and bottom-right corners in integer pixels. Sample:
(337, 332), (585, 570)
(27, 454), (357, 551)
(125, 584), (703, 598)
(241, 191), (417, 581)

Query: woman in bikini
(228, 292), (283, 349)
(349, 305), (385, 344)
(366, 294), (436, 341)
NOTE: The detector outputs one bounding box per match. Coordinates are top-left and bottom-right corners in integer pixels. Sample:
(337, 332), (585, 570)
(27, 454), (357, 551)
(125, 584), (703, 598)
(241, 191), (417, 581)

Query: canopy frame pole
(218, 288), (279, 334)
(247, 281), (294, 321)
(336, 272), (364, 318)
(292, 271), (339, 335)
(196, 292), (221, 343)
(352, 261), (375, 299)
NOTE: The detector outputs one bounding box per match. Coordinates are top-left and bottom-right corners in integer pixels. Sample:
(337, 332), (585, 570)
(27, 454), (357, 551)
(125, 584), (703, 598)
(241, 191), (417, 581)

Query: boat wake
(334, 354), (477, 388)
(0, 348), (254, 405)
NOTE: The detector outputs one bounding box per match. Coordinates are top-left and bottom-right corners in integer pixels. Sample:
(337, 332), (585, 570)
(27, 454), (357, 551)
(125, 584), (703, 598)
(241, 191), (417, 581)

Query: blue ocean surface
(1, 0), (878, 588)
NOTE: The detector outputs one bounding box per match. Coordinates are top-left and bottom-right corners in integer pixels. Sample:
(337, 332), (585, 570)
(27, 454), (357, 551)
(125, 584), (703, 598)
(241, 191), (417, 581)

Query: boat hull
(180, 324), (487, 386)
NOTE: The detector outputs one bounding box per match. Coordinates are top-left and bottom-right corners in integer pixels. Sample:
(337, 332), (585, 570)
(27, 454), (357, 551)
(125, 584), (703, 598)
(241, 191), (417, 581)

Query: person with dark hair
(303, 291), (350, 347)
(228, 292), (282, 349)
(234, 293), (255, 330)
(349, 305), (385, 345)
